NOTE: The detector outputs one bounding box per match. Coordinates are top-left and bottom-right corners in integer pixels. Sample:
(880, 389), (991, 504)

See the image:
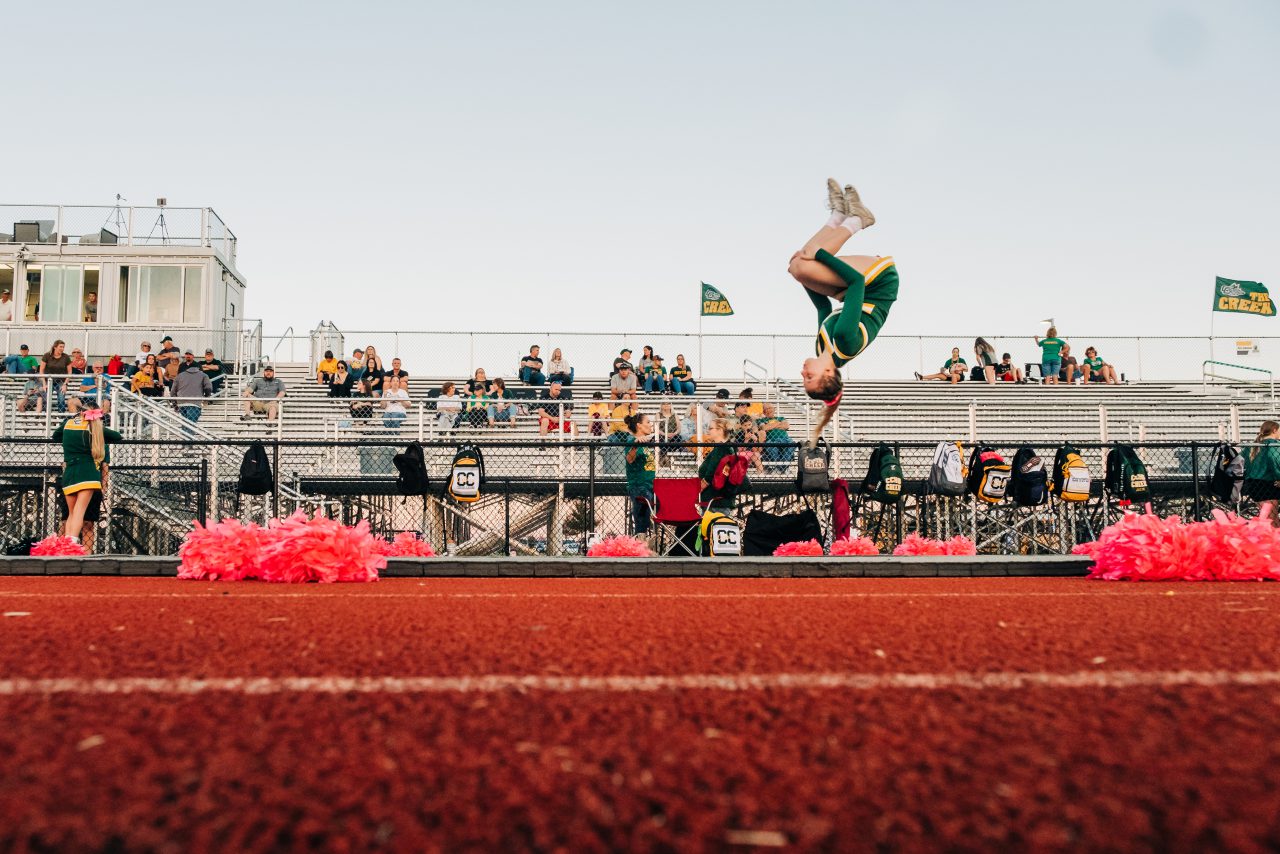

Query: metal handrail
(743, 358), (767, 382)
(267, 326), (294, 365)
(1202, 360), (1274, 408)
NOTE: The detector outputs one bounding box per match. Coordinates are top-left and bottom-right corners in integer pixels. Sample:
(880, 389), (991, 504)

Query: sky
(5, 0), (1279, 343)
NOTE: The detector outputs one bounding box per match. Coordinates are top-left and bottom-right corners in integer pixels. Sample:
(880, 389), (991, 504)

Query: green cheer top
(1246, 438), (1280, 482)
(52, 415), (124, 495)
(809, 253), (899, 368)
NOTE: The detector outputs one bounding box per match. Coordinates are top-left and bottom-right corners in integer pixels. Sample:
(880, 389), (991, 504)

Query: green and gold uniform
(810, 252), (899, 368)
(621, 434), (656, 498)
(51, 415), (123, 496)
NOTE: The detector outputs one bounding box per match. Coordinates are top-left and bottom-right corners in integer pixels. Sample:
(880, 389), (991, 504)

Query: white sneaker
(827, 178), (849, 216)
(843, 184), (876, 230)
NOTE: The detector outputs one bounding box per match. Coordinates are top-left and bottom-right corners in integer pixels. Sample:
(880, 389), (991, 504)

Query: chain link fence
(0, 437), (1262, 557)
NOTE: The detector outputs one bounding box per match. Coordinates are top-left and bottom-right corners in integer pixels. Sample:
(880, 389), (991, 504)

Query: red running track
(2, 576), (1279, 851)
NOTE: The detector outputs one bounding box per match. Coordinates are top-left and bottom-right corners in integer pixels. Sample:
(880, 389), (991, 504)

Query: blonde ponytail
(89, 419), (105, 466)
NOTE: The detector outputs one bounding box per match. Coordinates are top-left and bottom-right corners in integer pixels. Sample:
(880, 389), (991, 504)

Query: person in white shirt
(434, 381), (462, 431)
(381, 375), (410, 429)
(133, 341), (152, 377)
(0, 289), (13, 322)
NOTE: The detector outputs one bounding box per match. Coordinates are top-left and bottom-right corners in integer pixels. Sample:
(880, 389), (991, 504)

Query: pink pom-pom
(178, 519), (267, 581)
(587, 535), (652, 557)
(829, 537), (879, 556)
(256, 512), (385, 583)
(892, 533), (947, 556)
(30, 536), (87, 557)
(378, 532), (437, 557)
(773, 539), (824, 557)
(942, 536), (977, 556)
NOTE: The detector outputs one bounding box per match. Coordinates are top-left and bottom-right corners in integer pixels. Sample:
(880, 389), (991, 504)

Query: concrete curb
(0, 555), (1091, 578)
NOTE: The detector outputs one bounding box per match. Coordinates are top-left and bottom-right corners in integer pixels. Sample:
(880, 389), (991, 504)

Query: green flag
(700, 282), (734, 317)
(1213, 276), (1273, 316)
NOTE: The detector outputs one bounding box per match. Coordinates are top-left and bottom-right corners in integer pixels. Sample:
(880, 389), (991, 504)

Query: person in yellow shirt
(316, 350), (339, 384)
(587, 391), (612, 436)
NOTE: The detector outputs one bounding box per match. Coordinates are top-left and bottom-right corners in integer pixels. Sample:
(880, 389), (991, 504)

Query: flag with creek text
(1213, 277), (1273, 316)
(700, 283), (734, 317)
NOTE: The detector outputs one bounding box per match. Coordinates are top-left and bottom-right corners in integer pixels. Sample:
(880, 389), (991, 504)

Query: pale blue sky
(7, 0), (1278, 340)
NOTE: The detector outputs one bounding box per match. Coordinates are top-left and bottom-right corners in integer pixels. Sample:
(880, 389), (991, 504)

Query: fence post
(272, 440), (281, 519)
(587, 442), (596, 534)
(1191, 443), (1201, 522)
(198, 457), (209, 525)
(209, 447), (220, 523)
(504, 478), (512, 557)
(1230, 404), (1241, 443)
(894, 442), (905, 545)
(1136, 337), (1144, 382)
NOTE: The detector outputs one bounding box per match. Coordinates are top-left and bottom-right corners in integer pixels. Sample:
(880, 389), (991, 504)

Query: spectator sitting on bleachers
(71, 362), (106, 407)
(487, 377), (517, 426)
(638, 346), (656, 376)
(200, 349), (226, 394)
(363, 346), (385, 395)
(328, 361), (353, 397)
(519, 345), (545, 386)
(610, 363), (638, 400)
(4, 344), (39, 375)
(974, 337), (998, 384)
(348, 348), (366, 381)
(157, 337), (181, 385)
(669, 354), (696, 395)
(643, 354), (668, 395)
(915, 348), (967, 384)
(1081, 347), (1119, 384)
(538, 381), (574, 435)
(41, 340), (71, 411)
(240, 365), (285, 421)
(738, 387), (764, 416)
(381, 375), (410, 429)
(386, 357), (409, 384)
(657, 402), (681, 442)
(1059, 342), (1080, 384)
(171, 359), (213, 424)
(608, 401), (637, 437)
(317, 350), (338, 384)
(18, 376), (45, 412)
(996, 353), (1024, 383)
(612, 348), (633, 375)
(435, 381), (462, 430)
(68, 347), (88, 376)
(463, 382), (492, 428)
(349, 378), (375, 420)
(131, 363), (164, 398)
(132, 341), (152, 375)
(467, 368), (488, 392)
(546, 348), (572, 385)
(1035, 326), (1066, 386)
(679, 402), (700, 441)
(757, 402), (794, 462)
(588, 391), (610, 436)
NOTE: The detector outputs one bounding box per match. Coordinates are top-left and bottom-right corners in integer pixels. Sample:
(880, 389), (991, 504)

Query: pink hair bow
(82, 409), (105, 422)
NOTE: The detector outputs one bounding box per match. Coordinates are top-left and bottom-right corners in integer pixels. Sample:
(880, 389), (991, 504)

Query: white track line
(1, 670), (1279, 696)
(1, 591), (1278, 600)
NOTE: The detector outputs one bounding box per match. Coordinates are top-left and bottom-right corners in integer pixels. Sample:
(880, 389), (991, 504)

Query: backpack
(392, 442), (431, 496)
(861, 442), (904, 504)
(448, 443), (485, 503)
(1009, 446), (1048, 507)
(742, 508), (822, 556)
(237, 440), (274, 495)
(697, 510), (742, 557)
(1208, 442), (1245, 504)
(1105, 445), (1150, 503)
(927, 441), (967, 496)
(966, 446), (1011, 503)
(1051, 445), (1092, 502)
(797, 441), (831, 495)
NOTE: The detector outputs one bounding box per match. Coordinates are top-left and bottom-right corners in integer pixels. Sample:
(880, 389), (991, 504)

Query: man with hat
(612, 348), (633, 376)
(200, 349), (226, 394)
(0, 288), (13, 322)
(610, 362), (638, 401)
(241, 365), (286, 421)
(156, 336), (181, 385)
(4, 344), (39, 375)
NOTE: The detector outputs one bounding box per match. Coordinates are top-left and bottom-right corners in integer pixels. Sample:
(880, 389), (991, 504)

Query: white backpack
(928, 441), (967, 496)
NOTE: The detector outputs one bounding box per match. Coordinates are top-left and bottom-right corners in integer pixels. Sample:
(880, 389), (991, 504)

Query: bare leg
(64, 490), (93, 539)
(789, 253), (883, 296)
(984, 365), (996, 385)
(1259, 500), (1278, 527)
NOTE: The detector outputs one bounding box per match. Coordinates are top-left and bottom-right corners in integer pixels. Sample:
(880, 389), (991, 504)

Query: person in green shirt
(697, 418), (742, 512)
(621, 412), (657, 535)
(786, 179), (898, 446)
(463, 385), (492, 428)
(916, 348), (968, 384)
(756, 402), (794, 463)
(1081, 347), (1119, 384)
(643, 355), (668, 395)
(1244, 420), (1280, 524)
(1035, 327), (1067, 385)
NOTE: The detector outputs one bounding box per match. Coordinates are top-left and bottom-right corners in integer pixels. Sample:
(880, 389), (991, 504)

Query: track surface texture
(2, 576), (1279, 852)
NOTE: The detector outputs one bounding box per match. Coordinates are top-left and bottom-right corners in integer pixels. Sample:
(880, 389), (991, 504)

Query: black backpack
(742, 508), (822, 556)
(1105, 444), (1151, 503)
(861, 442), (904, 504)
(1009, 446), (1048, 507)
(237, 441), (274, 495)
(1208, 442), (1245, 504)
(393, 441), (431, 496)
(967, 445), (1012, 503)
(797, 440), (831, 495)
(448, 443), (485, 503)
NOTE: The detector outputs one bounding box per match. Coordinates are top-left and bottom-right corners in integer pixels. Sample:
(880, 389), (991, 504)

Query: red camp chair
(650, 477), (705, 556)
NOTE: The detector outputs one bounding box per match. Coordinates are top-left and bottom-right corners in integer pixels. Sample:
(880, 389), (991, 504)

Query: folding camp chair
(650, 477), (705, 556)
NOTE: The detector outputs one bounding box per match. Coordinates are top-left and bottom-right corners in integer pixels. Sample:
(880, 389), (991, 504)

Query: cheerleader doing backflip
(790, 179), (899, 445)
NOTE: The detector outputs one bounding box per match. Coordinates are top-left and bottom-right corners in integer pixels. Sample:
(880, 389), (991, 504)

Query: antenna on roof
(145, 196), (171, 245)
